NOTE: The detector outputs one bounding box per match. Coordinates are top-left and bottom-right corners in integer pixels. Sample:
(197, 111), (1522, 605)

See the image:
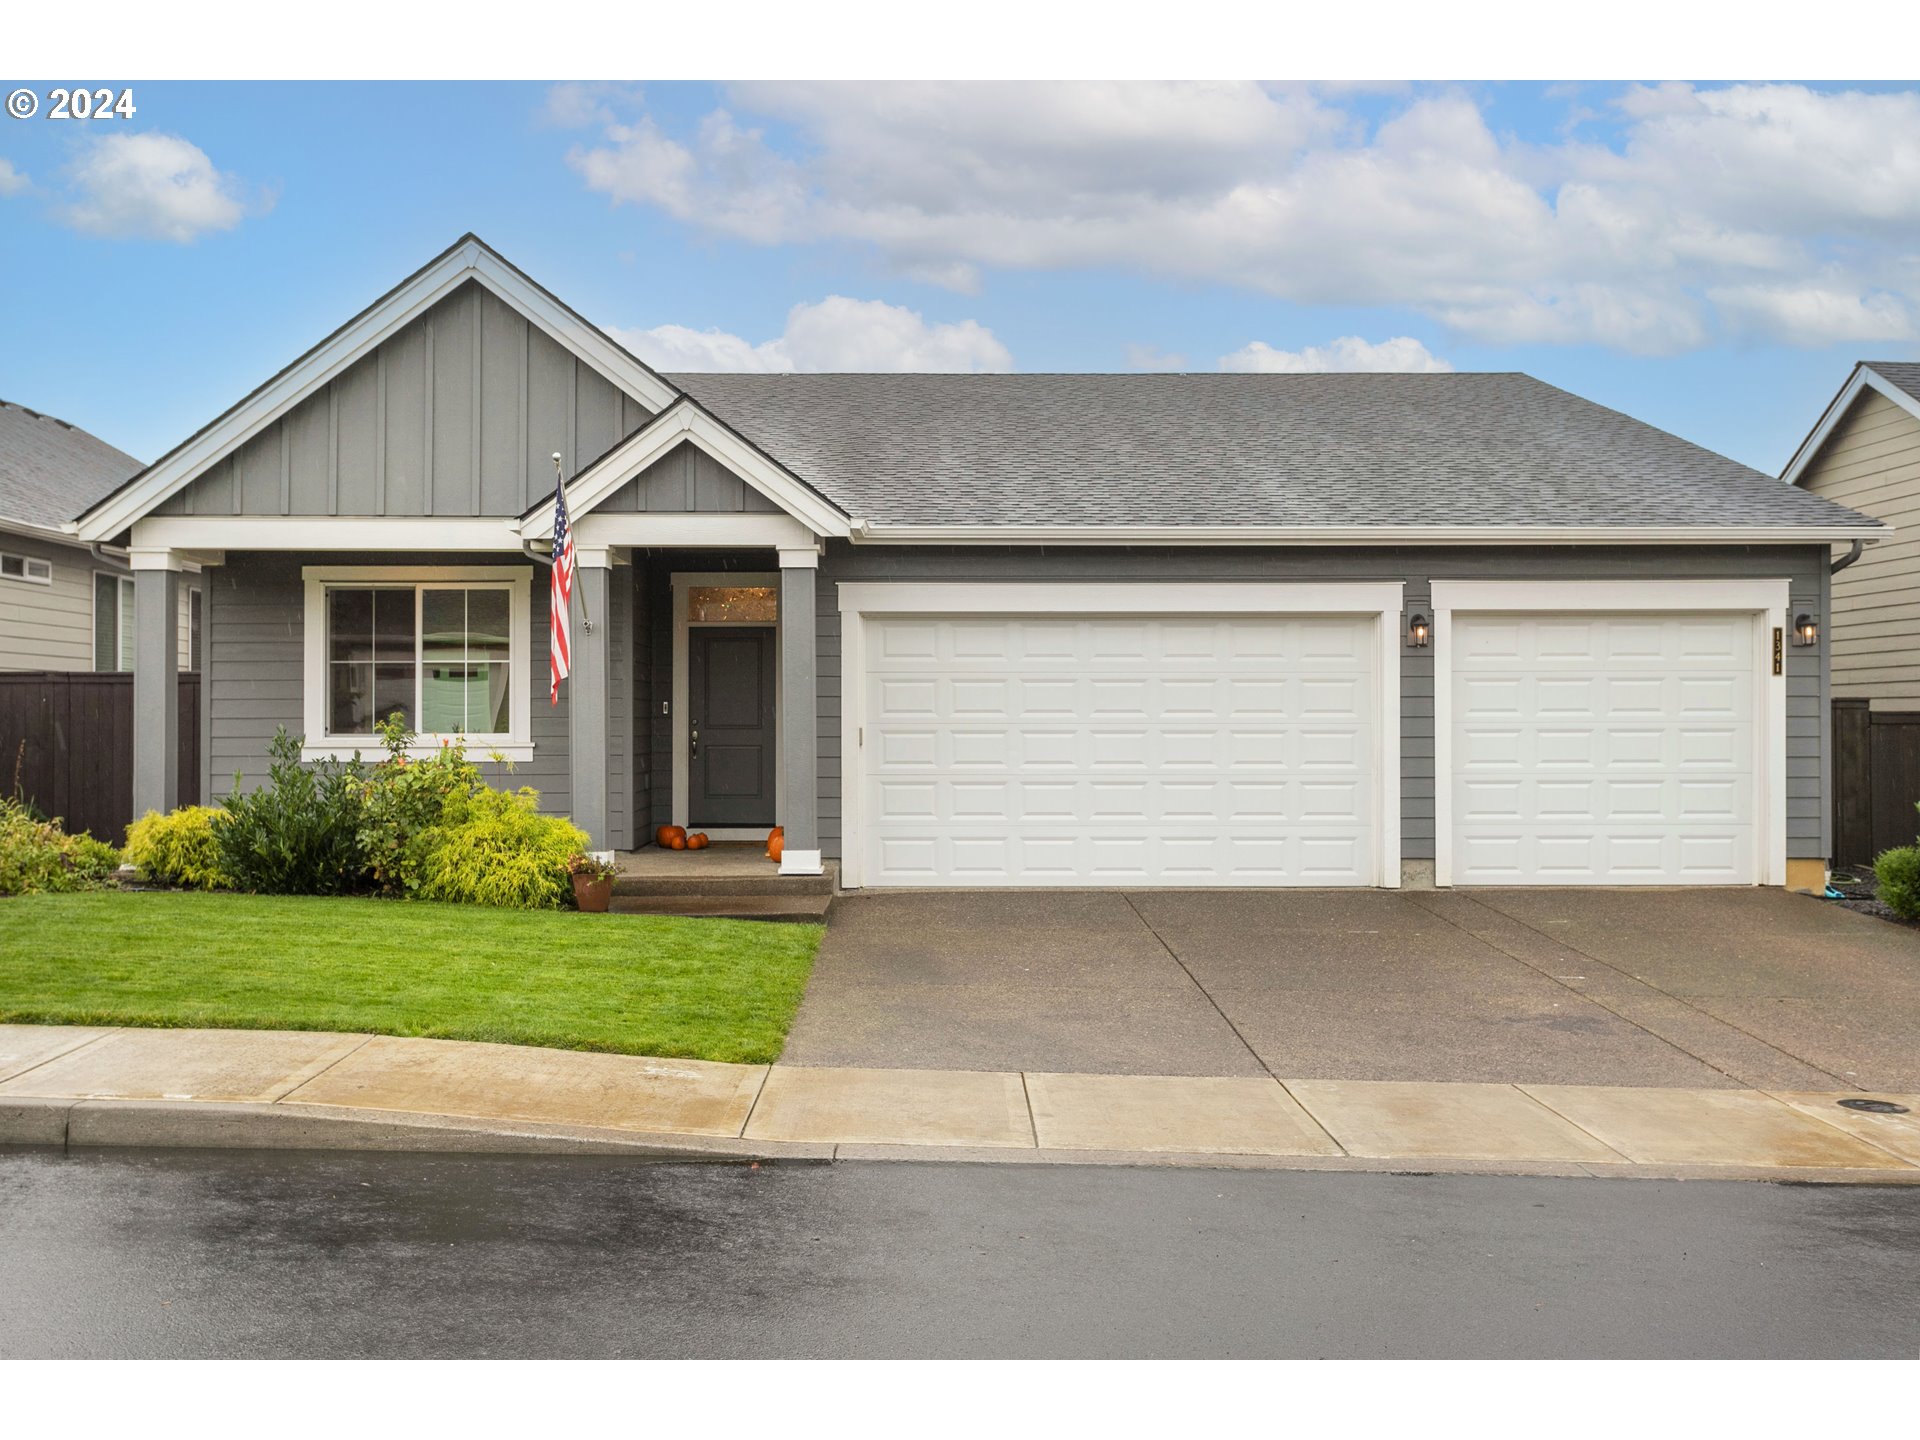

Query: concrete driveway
(781, 889), (1920, 1092)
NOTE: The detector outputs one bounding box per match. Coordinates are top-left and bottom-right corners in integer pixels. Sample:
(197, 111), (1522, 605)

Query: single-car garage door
(858, 614), (1381, 887)
(1448, 611), (1758, 885)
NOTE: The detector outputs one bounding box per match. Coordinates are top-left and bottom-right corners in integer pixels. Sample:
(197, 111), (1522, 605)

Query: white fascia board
(836, 580), (1406, 616)
(132, 516), (525, 551)
(519, 403), (849, 540)
(1430, 578), (1791, 614)
(849, 523), (1889, 546)
(78, 240), (680, 543)
(1780, 365), (1920, 486)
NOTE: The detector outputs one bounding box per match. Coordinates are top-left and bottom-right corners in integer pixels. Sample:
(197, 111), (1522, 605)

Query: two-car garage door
(858, 614), (1382, 887)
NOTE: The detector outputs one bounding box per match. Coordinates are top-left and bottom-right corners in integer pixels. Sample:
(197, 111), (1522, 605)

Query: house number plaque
(1772, 627), (1784, 675)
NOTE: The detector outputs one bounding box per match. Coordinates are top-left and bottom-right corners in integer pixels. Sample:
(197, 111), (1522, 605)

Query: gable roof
(75, 234), (683, 543)
(517, 394), (850, 540)
(670, 371), (1878, 538)
(0, 399), (142, 538)
(1782, 361), (1920, 487)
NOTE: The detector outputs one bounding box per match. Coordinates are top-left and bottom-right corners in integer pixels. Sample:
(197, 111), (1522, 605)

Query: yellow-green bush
(415, 787), (588, 909)
(0, 798), (120, 895)
(125, 806), (232, 890)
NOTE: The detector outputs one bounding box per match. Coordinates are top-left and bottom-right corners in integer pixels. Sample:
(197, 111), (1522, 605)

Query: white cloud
(566, 81), (1920, 352)
(59, 133), (259, 242)
(0, 158), (27, 196)
(1218, 336), (1454, 373)
(613, 296), (1012, 373)
(1124, 343), (1188, 371)
(542, 82), (645, 130)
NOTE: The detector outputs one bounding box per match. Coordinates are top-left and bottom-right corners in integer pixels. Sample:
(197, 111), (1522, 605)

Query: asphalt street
(2, 1147), (1916, 1358)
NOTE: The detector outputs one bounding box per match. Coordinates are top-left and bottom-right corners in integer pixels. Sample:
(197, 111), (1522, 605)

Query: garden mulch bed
(1825, 868), (1920, 932)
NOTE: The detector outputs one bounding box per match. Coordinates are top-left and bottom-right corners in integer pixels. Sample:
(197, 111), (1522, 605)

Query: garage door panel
(861, 614), (1378, 887)
(1449, 611), (1758, 886)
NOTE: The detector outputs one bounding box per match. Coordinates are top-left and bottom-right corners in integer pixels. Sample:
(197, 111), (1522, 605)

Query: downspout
(1831, 539), (1863, 574)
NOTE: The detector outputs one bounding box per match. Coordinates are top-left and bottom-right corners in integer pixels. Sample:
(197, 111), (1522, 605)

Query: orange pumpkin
(655, 824), (684, 848)
(765, 825), (784, 858)
(768, 833), (784, 864)
(668, 834), (688, 850)
(688, 832), (710, 850)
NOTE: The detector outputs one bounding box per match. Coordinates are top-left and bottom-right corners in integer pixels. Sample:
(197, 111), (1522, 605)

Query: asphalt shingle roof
(1863, 361), (1920, 405)
(666, 371), (1874, 530)
(0, 399), (143, 532)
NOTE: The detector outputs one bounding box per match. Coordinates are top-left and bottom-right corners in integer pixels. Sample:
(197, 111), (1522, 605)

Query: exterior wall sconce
(1793, 612), (1819, 647)
(1407, 611), (1431, 649)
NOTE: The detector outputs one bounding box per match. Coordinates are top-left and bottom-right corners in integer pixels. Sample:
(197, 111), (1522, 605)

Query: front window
(324, 582), (516, 739)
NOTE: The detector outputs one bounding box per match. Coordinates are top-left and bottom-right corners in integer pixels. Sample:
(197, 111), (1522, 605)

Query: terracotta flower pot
(572, 873), (613, 913)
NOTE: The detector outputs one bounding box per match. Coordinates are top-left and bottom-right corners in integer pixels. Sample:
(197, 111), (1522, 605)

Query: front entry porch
(610, 842), (836, 923)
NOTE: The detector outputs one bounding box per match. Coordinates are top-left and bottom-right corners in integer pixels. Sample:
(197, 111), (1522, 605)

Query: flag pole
(554, 451), (593, 633)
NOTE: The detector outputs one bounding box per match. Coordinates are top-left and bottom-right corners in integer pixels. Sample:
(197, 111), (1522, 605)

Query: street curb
(2, 1097), (836, 1163)
(4, 1098), (1917, 1182)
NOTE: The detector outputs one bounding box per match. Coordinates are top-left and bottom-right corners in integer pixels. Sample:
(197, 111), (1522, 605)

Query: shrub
(356, 713), (485, 897)
(0, 798), (120, 895)
(415, 786), (588, 909)
(125, 807), (231, 890)
(1875, 844), (1920, 920)
(216, 728), (368, 895)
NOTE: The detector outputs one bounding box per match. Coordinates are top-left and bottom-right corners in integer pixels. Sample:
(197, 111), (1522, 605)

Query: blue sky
(3, 79), (1917, 473)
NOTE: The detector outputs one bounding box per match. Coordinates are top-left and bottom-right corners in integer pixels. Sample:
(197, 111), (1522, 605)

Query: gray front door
(689, 625), (777, 828)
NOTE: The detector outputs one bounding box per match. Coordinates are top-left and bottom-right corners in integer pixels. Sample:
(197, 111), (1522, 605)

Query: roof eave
(847, 522), (1892, 547)
(1781, 363), (1920, 486)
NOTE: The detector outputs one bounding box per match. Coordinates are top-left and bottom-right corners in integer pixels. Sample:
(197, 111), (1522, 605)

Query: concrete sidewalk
(3, 1024), (1918, 1181)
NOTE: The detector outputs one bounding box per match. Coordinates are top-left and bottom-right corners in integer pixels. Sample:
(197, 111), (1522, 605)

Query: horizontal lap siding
(207, 553), (571, 816)
(1800, 387), (1920, 708)
(0, 534), (100, 671)
(816, 544), (1829, 864)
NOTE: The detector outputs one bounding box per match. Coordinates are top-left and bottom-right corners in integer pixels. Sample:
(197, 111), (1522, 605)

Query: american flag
(549, 472), (575, 705)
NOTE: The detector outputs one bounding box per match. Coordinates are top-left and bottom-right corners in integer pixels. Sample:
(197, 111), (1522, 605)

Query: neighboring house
(0, 399), (199, 673)
(1782, 362), (1920, 709)
(1781, 362), (1920, 864)
(74, 235), (1885, 891)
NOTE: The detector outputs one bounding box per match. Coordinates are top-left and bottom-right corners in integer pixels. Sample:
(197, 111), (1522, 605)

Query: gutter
(846, 522), (1893, 548)
(1831, 539), (1865, 574)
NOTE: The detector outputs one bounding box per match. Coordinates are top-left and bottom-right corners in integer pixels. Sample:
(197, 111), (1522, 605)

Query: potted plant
(566, 852), (617, 913)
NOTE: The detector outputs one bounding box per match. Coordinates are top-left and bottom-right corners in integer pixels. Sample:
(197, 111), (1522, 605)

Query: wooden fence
(0, 671), (200, 844)
(1832, 698), (1920, 869)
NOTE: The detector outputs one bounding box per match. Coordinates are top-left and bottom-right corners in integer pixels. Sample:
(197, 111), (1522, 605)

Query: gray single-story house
(74, 235), (1886, 891)
(1, 399), (197, 674)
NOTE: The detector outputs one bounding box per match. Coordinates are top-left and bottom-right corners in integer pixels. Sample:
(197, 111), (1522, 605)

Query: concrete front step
(612, 869), (836, 898)
(608, 893), (835, 924)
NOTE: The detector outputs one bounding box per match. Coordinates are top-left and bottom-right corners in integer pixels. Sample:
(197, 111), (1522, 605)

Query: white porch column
(777, 547), (822, 875)
(568, 550), (614, 853)
(130, 548), (182, 819)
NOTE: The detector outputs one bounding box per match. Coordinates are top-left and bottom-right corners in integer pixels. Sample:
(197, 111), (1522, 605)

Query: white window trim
(670, 571), (782, 840)
(1428, 578), (1791, 889)
(1, 551), (53, 585)
(835, 581), (1405, 891)
(301, 565), (533, 762)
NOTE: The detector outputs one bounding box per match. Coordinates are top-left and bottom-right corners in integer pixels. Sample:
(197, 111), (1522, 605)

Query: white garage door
(858, 615), (1379, 886)
(1449, 612), (1757, 885)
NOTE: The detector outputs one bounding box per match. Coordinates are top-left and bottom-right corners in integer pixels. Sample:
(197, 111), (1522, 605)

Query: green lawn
(0, 892), (822, 1063)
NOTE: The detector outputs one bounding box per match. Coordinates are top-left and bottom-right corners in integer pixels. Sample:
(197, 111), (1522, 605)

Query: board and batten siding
(598, 441), (783, 514)
(203, 553), (571, 818)
(814, 543), (1833, 865)
(154, 281), (655, 521)
(1798, 386), (1920, 709)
